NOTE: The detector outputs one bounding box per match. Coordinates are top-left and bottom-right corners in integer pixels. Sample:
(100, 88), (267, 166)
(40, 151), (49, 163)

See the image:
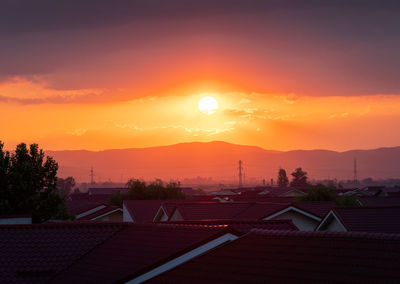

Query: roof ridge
(250, 229), (400, 241)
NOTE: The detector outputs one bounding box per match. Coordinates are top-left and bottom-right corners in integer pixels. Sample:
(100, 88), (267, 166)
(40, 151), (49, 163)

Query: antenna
(353, 158), (358, 184)
(90, 167), (95, 185)
(238, 160), (243, 188)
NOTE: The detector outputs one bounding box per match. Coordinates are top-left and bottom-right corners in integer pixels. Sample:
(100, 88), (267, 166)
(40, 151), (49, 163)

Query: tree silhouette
(290, 167), (308, 187)
(277, 168), (289, 187)
(110, 178), (185, 206)
(57, 176), (76, 197)
(297, 183), (360, 206)
(0, 141), (72, 223)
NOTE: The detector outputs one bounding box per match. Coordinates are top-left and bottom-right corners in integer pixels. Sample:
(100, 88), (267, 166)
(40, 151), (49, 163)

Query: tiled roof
(50, 223), (238, 284)
(358, 196), (400, 207)
(0, 222), (125, 284)
(169, 202), (255, 220)
(77, 205), (121, 220)
(88, 187), (128, 195)
(267, 187), (306, 196)
(234, 202), (289, 219)
(231, 196), (295, 203)
(148, 229), (400, 283)
(66, 193), (112, 215)
(160, 219), (298, 233)
(292, 201), (336, 218)
(123, 200), (165, 222)
(331, 206), (400, 233)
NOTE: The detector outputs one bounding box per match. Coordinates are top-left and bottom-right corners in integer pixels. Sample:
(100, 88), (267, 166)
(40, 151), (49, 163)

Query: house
(166, 202), (257, 221)
(262, 202), (336, 231)
(316, 206), (400, 233)
(145, 229), (400, 283)
(123, 200), (166, 222)
(163, 201), (334, 231)
(267, 187), (307, 197)
(76, 205), (123, 221)
(159, 219), (299, 233)
(66, 193), (122, 221)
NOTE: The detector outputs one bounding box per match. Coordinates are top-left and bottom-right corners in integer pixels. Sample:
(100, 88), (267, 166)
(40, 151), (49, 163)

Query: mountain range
(46, 141), (400, 183)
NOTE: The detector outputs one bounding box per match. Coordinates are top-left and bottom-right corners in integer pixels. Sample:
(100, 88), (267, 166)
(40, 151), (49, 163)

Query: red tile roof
(148, 229), (400, 283)
(77, 205), (121, 220)
(292, 201), (336, 218)
(160, 219), (298, 233)
(123, 200), (165, 222)
(50, 223), (239, 284)
(0, 222), (125, 284)
(88, 187), (128, 195)
(169, 202), (255, 220)
(66, 193), (112, 215)
(234, 202), (289, 219)
(330, 206), (400, 234)
(358, 196), (400, 207)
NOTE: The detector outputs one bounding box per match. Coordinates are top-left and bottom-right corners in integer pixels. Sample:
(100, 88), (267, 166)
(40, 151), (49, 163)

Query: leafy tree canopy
(277, 168), (289, 187)
(110, 178), (185, 206)
(297, 183), (360, 206)
(0, 141), (72, 223)
(290, 167), (309, 187)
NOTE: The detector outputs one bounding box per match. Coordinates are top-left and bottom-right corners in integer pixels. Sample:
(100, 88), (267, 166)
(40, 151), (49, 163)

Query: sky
(1, 0), (400, 151)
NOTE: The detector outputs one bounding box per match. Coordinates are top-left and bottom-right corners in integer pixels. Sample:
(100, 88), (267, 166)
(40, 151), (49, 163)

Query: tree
(297, 184), (337, 202)
(277, 168), (289, 187)
(109, 178), (185, 206)
(0, 142), (72, 223)
(57, 176), (76, 197)
(297, 184), (360, 206)
(290, 167), (309, 187)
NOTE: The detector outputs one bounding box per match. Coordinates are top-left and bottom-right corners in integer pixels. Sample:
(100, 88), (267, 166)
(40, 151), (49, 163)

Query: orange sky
(1, 76), (400, 151)
(1, 1), (400, 152)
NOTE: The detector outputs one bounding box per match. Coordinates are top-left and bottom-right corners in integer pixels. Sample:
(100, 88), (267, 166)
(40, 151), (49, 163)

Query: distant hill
(46, 141), (400, 182)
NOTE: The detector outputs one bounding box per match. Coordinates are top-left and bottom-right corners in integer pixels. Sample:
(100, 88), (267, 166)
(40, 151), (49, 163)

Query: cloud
(66, 128), (87, 136)
(0, 77), (117, 104)
(115, 123), (235, 137)
(0, 93), (103, 105)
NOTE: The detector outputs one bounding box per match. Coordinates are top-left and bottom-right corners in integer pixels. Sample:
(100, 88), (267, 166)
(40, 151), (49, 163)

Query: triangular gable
(316, 210), (348, 232)
(263, 206), (321, 222)
(153, 206), (169, 222)
(168, 208), (183, 221)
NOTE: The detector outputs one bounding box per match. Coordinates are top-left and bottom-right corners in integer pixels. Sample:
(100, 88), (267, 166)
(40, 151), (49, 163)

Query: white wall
(0, 217), (32, 224)
(266, 211), (319, 231)
(123, 203), (134, 222)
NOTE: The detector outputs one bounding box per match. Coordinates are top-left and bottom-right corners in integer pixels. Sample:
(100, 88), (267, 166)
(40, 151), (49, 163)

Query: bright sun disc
(198, 96), (219, 115)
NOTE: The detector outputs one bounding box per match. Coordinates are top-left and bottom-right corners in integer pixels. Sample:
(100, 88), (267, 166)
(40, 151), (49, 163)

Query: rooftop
(148, 229), (400, 283)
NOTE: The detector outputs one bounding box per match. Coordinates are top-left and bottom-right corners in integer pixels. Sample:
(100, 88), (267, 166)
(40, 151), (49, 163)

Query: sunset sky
(1, 0), (400, 151)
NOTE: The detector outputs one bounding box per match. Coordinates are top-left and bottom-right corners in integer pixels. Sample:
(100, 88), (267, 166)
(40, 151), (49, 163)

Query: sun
(198, 96), (219, 115)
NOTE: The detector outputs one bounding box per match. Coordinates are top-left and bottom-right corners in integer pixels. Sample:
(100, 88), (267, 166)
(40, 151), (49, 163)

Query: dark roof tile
(148, 229), (400, 283)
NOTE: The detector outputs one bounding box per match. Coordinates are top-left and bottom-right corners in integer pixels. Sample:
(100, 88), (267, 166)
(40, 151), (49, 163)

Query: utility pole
(238, 160), (243, 188)
(353, 158), (358, 184)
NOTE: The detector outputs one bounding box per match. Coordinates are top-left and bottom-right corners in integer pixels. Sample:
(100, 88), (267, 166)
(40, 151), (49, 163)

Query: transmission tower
(353, 158), (358, 184)
(238, 160), (243, 188)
